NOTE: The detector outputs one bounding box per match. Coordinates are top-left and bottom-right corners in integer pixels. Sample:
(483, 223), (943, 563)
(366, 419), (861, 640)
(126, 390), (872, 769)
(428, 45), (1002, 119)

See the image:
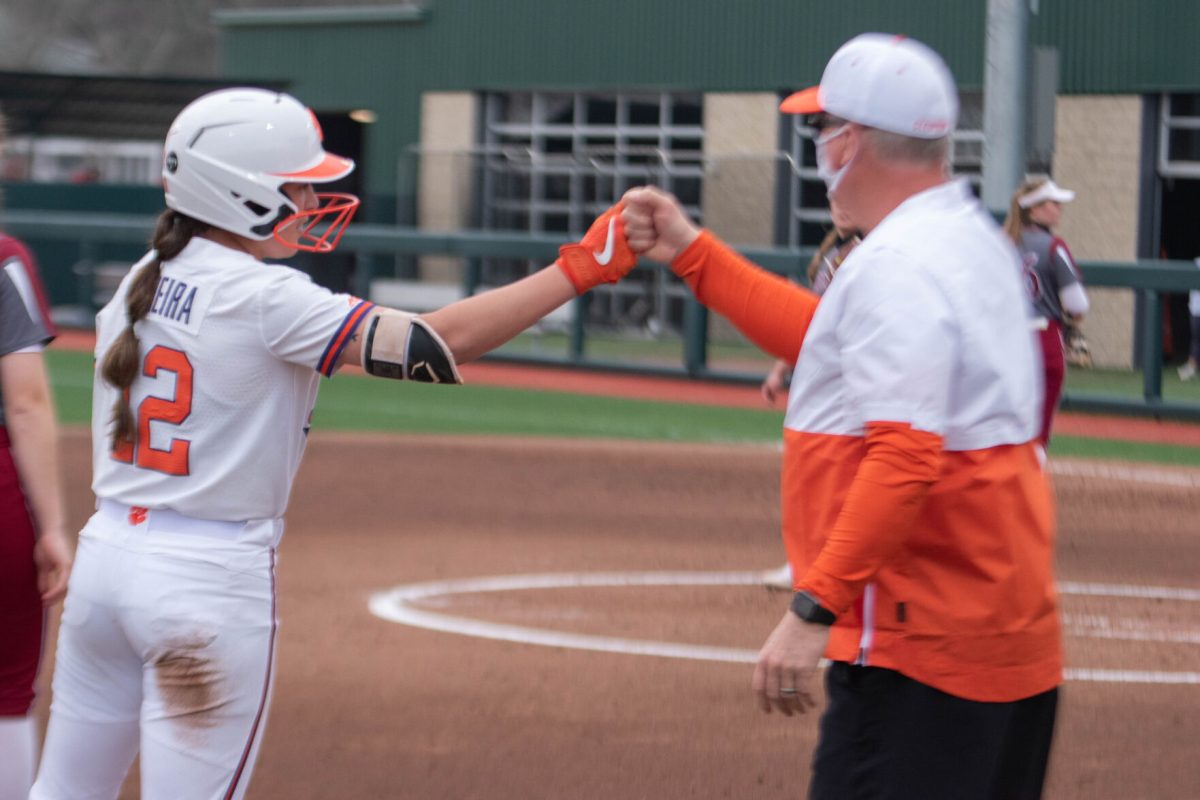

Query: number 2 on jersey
(111, 345), (193, 475)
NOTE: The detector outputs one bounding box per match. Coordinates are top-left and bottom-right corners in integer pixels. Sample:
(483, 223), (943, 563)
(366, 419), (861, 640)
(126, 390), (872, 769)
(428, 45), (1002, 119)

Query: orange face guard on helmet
(271, 192), (360, 253)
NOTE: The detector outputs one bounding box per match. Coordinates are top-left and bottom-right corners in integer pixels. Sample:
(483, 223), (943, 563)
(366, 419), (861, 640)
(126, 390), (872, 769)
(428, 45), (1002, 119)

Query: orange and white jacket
(674, 180), (1061, 702)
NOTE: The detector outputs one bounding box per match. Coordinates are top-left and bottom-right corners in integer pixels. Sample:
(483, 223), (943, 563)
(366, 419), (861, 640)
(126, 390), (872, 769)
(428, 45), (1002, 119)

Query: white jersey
(91, 237), (374, 528)
(786, 178), (1041, 451)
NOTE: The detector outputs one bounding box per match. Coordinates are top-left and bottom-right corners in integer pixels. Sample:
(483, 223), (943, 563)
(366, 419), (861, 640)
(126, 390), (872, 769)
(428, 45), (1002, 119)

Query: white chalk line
(1059, 581), (1200, 602)
(1048, 459), (1200, 488)
(1062, 614), (1200, 645)
(368, 571), (1200, 685)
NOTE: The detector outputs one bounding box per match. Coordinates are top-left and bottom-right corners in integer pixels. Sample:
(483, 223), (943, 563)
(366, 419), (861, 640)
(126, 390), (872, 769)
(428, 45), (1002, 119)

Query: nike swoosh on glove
(556, 203), (638, 294)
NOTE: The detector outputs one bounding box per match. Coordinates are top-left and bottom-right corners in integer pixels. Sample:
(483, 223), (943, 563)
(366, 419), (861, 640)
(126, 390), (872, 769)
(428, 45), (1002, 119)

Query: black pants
(809, 662), (1058, 800)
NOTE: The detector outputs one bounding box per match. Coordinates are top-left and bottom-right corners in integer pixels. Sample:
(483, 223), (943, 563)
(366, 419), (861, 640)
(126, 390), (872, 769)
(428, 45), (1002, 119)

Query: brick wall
(701, 93), (779, 247)
(1052, 95), (1143, 368)
(418, 92), (477, 282)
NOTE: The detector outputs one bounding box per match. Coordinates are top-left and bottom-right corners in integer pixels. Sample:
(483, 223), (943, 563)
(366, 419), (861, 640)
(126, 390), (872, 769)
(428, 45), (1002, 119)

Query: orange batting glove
(556, 203), (638, 294)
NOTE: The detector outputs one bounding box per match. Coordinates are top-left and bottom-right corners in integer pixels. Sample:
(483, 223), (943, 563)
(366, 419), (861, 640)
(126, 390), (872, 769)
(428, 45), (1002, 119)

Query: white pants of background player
(31, 502), (280, 800)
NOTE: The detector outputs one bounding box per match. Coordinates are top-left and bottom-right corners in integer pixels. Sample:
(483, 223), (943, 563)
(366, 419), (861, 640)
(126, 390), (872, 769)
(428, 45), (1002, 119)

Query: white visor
(1018, 179), (1076, 209)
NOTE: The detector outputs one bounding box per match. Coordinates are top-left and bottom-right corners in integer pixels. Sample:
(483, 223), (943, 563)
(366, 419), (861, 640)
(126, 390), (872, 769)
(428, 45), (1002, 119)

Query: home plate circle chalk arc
(368, 571), (1200, 686)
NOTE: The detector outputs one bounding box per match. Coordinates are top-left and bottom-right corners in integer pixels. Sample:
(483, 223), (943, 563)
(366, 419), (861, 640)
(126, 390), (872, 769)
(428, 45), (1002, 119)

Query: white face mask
(814, 124), (853, 196)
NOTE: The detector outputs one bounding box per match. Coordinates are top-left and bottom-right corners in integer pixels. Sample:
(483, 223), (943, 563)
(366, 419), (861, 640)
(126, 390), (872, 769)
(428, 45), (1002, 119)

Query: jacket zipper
(856, 582), (876, 665)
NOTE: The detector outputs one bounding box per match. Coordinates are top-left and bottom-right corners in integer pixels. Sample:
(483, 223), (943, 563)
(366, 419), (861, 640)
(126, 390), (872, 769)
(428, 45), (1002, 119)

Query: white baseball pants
(31, 503), (280, 800)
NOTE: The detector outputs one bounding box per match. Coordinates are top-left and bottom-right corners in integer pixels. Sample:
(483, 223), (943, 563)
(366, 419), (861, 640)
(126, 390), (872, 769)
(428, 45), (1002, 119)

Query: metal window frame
(482, 91), (704, 237)
(479, 91), (706, 333)
(1158, 92), (1200, 179)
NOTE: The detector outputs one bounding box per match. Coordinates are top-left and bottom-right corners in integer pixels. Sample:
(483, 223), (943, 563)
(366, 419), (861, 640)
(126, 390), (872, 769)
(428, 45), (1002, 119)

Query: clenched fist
(620, 186), (701, 265)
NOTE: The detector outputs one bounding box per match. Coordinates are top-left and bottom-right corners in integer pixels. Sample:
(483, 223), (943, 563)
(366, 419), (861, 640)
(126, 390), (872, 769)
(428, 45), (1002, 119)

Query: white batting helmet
(162, 87), (359, 252)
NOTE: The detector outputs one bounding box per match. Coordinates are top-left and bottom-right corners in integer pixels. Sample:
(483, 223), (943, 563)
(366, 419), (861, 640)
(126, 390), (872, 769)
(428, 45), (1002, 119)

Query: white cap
(780, 33), (958, 139)
(1017, 179), (1076, 209)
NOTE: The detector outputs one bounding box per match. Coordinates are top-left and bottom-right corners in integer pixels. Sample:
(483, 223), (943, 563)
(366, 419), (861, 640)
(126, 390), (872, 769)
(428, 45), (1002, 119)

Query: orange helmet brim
(272, 151), (354, 183)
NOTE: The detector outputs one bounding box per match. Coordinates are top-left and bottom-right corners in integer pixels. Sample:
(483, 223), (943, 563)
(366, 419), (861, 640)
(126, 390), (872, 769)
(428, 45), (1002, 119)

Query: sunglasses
(806, 113), (848, 132)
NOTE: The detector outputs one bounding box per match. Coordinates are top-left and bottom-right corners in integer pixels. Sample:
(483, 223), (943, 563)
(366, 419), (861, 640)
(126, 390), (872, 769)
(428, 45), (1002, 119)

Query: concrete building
(207, 1), (1200, 368)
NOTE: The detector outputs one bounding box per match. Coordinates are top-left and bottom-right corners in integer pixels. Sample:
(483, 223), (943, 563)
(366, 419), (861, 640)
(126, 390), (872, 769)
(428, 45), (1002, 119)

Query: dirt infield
(36, 428), (1199, 799)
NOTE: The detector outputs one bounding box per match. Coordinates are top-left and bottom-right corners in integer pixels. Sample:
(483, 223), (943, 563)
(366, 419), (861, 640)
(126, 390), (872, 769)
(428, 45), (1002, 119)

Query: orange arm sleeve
(796, 422), (943, 616)
(672, 230), (819, 364)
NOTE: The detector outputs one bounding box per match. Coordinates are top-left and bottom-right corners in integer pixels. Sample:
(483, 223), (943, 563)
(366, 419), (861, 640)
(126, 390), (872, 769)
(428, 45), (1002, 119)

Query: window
(481, 92), (703, 282)
(471, 91), (706, 341)
(1159, 93), (1200, 178)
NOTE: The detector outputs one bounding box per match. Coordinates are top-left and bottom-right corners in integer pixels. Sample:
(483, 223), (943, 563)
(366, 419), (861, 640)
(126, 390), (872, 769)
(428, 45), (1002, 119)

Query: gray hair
(864, 128), (951, 172)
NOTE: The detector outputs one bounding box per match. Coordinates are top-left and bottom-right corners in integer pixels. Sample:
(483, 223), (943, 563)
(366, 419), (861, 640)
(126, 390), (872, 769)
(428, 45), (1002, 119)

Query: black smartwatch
(790, 590), (837, 626)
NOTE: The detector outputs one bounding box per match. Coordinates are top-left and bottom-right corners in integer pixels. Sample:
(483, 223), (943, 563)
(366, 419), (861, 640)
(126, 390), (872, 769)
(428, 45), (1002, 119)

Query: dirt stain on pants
(152, 635), (227, 732)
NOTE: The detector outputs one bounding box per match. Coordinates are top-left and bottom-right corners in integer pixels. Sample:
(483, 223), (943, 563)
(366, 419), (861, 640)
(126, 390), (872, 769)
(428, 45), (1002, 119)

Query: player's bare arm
(337, 203), (638, 376)
(0, 352), (72, 603)
(419, 266), (576, 364)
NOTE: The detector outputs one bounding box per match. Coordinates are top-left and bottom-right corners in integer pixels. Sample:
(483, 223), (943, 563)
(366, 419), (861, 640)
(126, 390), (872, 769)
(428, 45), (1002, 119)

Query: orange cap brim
(272, 151), (354, 183)
(780, 86), (822, 115)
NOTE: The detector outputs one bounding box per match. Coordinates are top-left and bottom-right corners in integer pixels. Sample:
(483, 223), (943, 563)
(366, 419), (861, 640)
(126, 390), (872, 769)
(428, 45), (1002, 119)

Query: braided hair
(100, 210), (208, 449)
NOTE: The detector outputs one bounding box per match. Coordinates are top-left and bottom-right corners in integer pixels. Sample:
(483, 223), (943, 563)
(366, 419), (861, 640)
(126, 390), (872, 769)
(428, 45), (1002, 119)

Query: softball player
(1004, 177), (1090, 445)
(0, 228), (72, 799)
(31, 87), (635, 800)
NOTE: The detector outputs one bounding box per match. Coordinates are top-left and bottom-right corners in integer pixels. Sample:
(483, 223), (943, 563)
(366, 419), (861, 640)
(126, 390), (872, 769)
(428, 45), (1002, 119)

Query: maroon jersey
(1018, 226), (1083, 325)
(0, 234), (54, 716)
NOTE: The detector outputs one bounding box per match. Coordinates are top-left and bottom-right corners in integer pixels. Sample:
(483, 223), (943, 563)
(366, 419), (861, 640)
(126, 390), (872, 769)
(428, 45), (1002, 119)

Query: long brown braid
(100, 209), (208, 449)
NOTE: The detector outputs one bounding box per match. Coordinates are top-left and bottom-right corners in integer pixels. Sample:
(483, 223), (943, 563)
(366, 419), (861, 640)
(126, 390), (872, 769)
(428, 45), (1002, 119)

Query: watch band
(790, 590), (837, 626)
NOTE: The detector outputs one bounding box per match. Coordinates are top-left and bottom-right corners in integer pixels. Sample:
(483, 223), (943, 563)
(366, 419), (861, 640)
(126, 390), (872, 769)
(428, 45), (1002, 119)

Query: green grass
(495, 329), (775, 370)
(46, 350), (95, 426)
(505, 334), (1200, 396)
(1065, 364), (1200, 401)
(312, 371), (784, 442)
(45, 349), (782, 444)
(1049, 435), (1200, 466)
(44, 349), (1200, 464)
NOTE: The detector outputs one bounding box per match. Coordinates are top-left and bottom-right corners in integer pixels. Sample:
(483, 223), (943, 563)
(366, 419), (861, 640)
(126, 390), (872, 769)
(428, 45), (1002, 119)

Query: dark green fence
(7, 210), (1199, 421)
